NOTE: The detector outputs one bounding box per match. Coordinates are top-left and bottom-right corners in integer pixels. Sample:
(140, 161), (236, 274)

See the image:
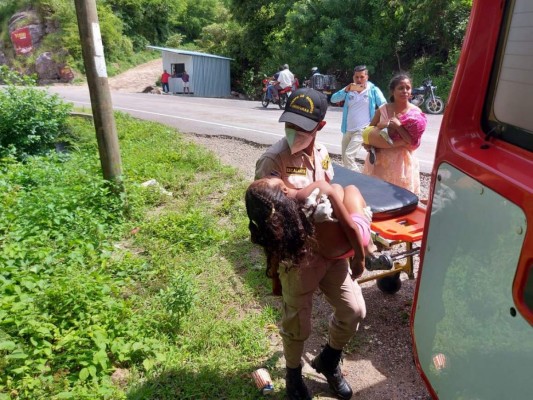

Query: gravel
(185, 133), (431, 400)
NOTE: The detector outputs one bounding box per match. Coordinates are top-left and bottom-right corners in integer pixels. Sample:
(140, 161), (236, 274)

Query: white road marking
(68, 100), (343, 150)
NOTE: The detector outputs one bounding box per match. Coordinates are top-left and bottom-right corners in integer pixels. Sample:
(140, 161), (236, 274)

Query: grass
(0, 112), (282, 399)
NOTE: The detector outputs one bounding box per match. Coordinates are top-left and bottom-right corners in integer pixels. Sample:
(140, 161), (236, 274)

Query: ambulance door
(411, 0), (533, 398)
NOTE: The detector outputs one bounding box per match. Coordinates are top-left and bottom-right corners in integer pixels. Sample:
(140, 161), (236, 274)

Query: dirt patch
(108, 59), (163, 93)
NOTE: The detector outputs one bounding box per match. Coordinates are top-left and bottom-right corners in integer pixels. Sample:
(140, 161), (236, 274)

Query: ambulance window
(486, 0), (533, 151)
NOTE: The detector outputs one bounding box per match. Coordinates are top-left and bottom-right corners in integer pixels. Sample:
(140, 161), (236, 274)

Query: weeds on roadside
(0, 112), (276, 399)
(0, 66), (73, 160)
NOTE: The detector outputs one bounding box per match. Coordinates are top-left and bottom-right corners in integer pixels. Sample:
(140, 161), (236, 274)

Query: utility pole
(74, 0), (123, 191)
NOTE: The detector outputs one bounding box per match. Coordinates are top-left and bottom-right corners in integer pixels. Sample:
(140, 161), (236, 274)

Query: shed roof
(147, 46), (233, 61)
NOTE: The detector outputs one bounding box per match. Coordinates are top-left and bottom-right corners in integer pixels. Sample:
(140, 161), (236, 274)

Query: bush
(410, 49), (462, 104)
(165, 33), (185, 49)
(0, 66), (72, 159)
(238, 68), (261, 100)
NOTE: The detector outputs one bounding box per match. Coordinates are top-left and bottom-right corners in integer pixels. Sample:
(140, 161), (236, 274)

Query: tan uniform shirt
(254, 139), (334, 188)
(254, 138), (365, 370)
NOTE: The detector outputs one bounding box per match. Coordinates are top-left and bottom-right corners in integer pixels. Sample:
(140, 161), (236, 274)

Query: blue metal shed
(147, 46), (232, 98)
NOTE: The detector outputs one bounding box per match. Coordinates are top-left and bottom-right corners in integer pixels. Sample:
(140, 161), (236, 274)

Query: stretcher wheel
(377, 272), (402, 294)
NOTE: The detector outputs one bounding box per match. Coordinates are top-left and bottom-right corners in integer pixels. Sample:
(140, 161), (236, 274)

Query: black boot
(365, 253), (393, 271)
(285, 365), (311, 400)
(311, 344), (353, 400)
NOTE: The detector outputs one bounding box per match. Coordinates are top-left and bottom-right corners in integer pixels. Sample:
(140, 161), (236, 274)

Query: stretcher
(332, 164), (426, 293)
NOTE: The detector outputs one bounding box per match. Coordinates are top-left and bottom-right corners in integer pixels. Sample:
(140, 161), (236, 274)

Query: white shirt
(346, 88), (371, 132)
(278, 69), (294, 89)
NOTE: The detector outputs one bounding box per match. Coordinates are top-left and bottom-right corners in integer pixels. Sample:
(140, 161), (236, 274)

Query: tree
(104, 0), (186, 47)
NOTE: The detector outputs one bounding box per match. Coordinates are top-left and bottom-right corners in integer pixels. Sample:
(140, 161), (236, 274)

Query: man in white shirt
(273, 64), (294, 101)
(330, 65), (387, 171)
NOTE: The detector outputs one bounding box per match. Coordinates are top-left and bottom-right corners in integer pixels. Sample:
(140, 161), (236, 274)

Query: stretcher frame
(358, 205), (426, 286)
(330, 163), (426, 291)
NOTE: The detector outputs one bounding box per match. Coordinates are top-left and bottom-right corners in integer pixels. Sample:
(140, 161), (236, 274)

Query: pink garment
(329, 213), (371, 260)
(363, 104), (422, 195)
(398, 109), (427, 150)
(379, 106), (426, 149)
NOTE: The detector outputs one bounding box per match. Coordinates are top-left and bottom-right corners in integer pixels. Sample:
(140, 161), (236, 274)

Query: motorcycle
(261, 79), (290, 109)
(411, 78), (445, 114)
(303, 73), (338, 104)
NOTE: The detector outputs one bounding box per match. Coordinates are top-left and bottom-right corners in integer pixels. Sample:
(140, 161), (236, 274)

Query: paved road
(47, 86), (443, 173)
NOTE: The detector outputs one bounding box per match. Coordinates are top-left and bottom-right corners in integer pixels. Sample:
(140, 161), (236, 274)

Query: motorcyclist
(272, 64), (294, 102)
(266, 66), (283, 101)
(309, 67), (326, 91)
(304, 67), (320, 88)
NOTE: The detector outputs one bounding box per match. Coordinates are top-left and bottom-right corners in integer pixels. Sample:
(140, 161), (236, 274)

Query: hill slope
(108, 59), (162, 92)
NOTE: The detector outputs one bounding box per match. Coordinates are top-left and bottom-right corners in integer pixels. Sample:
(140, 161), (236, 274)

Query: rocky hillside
(1, 7), (74, 83)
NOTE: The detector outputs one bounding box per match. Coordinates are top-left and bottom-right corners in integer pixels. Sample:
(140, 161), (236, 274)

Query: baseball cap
(279, 88), (328, 131)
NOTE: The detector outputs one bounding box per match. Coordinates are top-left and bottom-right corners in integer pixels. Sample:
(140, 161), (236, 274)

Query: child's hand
(377, 120), (388, 129)
(389, 113), (401, 128)
(314, 195), (337, 223)
(350, 258), (365, 280)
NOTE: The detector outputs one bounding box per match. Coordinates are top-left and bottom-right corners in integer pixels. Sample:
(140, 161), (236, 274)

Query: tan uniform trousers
(278, 253), (367, 368)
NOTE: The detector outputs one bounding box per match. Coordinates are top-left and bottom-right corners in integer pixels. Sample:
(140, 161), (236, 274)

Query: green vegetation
(1, 0), (471, 100)
(0, 66), (72, 159)
(0, 108), (281, 398)
(227, 0), (472, 100)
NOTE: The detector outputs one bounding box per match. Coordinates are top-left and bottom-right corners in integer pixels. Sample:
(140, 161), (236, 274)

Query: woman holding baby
(362, 74), (427, 196)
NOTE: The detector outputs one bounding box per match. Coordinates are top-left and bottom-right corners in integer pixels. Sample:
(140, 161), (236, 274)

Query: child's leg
(362, 126), (394, 147)
(330, 183), (345, 202)
(342, 185), (377, 255)
(341, 185), (366, 215)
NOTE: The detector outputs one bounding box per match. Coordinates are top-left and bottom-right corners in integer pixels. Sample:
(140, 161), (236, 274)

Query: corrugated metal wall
(161, 52), (230, 98)
(191, 56), (231, 97)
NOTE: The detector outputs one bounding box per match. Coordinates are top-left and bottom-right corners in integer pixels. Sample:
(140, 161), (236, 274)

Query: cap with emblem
(279, 88), (328, 132)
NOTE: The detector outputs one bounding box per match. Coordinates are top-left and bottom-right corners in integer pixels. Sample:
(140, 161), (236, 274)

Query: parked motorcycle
(411, 78), (445, 114)
(261, 79), (290, 109)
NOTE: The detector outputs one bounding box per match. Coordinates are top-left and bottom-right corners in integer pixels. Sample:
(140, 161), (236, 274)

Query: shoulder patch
(322, 155), (331, 170)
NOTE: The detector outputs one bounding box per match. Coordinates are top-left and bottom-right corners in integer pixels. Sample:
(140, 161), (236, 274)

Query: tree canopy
(0, 0), (472, 98)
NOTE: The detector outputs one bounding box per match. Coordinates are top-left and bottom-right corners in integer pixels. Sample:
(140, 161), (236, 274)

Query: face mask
(285, 128), (314, 154)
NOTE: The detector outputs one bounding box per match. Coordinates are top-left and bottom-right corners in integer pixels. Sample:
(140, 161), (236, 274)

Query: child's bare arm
(327, 190), (365, 265)
(293, 182), (365, 264)
(293, 181), (334, 201)
(388, 116), (414, 146)
(304, 186), (365, 266)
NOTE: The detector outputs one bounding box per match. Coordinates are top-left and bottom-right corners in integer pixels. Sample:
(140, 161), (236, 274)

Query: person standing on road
(330, 65), (387, 171)
(362, 74), (426, 195)
(255, 88), (366, 400)
(161, 69), (171, 93)
(182, 70), (190, 94)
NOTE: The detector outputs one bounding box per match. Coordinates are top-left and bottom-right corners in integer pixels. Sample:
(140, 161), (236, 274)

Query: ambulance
(411, 0), (533, 398)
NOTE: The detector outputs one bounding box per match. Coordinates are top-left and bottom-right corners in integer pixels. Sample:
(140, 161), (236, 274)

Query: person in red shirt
(161, 69), (171, 93)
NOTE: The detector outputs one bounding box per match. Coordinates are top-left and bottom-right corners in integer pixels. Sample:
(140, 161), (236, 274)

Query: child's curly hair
(245, 179), (315, 276)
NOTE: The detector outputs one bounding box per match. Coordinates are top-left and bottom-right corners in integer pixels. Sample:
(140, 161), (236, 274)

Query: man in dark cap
(255, 88), (366, 400)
